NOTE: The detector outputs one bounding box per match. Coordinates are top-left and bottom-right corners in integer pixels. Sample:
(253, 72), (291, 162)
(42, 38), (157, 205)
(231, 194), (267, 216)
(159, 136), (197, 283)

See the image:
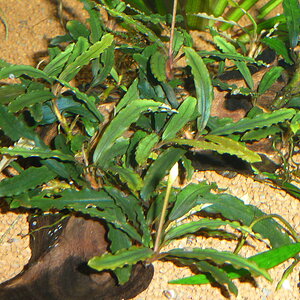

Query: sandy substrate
(0, 1), (299, 299)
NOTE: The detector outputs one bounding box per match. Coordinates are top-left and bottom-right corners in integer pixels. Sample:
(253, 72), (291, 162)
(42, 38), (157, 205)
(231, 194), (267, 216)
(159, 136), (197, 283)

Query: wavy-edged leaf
(8, 90), (54, 113)
(116, 78), (139, 113)
(184, 47), (213, 130)
(150, 51), (167, 82)
(0, 147), (74, 161)
(43, 43), (75, 76)
(0, 166), (56, 197)
(140, 147), (186, 200)
(67, 36), (90, 65)
(171, 136), (261, 163)
(88, 246), (153, 271)
(80, 0), (104, 43)
(165, 218), (257, 242)
(135, 133), (159, 165)
(0, 65), (51, 82)
(283, 0), (300, 48)
(170, 243), (300, 285)
(93, 99), (168, 166)
(197, 193), (292, 248)
(59, 33), (114, 81)
(162, 96), (197, 141)
(168, 182), (213, 222)
(166, 248), (271, 281)
(210, 108), (296, 136)
(196, 261), (238, 295)
(258, 66), (284, 95)
(0, 84), (26, 104)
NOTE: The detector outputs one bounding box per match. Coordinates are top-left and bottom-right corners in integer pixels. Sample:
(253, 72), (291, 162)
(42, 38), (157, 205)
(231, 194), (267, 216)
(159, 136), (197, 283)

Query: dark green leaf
(184, 47), (213, 130)
(0, 166), (56, 197)
(66, 20), (90, 40)
(0, 84), (26, 104)
(140, 147), (186, 200)
(150, 51), (167, 82)
(258, 66), (284, 94)
(135, 133), (160, 165)
(283, 0), (300, 48)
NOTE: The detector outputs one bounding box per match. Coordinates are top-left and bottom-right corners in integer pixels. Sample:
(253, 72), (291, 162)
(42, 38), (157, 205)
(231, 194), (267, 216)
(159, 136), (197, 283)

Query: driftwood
(0, 214), (153, 300)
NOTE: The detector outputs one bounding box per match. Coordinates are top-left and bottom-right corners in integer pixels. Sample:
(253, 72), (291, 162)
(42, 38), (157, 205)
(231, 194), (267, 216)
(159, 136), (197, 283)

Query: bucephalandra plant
(0, 0), (300, 295)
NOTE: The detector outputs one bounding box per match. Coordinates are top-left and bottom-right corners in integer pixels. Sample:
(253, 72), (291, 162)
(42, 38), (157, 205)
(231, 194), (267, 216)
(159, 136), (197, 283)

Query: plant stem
(154, 163), (178, 253)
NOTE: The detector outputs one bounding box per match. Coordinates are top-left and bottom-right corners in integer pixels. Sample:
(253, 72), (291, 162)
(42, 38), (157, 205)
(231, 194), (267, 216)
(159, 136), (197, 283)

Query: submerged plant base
(0, 214), (153, 300)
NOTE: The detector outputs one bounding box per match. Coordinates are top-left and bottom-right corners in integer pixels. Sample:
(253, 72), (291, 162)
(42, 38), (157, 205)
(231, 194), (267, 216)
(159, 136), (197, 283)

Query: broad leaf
(258, 66), (284, 94)
(0, 84), (26, 104)
(66, 20), (90, 40)
(150, 51), (167, 82)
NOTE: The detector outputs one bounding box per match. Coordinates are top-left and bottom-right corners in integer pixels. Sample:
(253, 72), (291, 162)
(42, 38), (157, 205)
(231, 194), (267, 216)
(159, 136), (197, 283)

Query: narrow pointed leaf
(88, 246), (153, 271)
(166, 248), (271, 280)
(283, 0), (300, 48)
(59, 33), (114, 81)
(116, 78), (139, 112)
(184, 47), (213, 130)
(210, 108), (296, 136)
(0, 84), (26, 104)
(258, 66), (284, 94)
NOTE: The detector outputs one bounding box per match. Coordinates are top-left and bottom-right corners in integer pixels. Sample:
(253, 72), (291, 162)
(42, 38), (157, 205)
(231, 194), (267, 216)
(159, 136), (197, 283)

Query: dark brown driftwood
(0, 214), (153, 300)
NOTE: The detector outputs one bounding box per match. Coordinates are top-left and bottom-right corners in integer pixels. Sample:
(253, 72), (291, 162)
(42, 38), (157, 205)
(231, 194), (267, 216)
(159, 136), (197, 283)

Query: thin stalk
(234, 213), (299, 254)
(154, 163), (178, 253)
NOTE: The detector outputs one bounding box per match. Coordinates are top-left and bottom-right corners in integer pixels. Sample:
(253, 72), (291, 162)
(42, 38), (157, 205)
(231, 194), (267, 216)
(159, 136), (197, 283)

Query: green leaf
(165, 218), (256, 242)
(283, 0), (300, 48)
(80, 0), (104, 43)
(0, 105), (37, 141)
(67, 37), (90, 65)
(0, 84), (26, 104)
(43, 43), (75, 76)
(258, 66), (284, 94)
(166, 248), (271, 281)
(197, 193), (292, 248)
(196, 261), (238, 295)
(162, 96), (197, 140)
(210, 108), (296, 136)
(66, 20), (90, 40)
(93, 99), (168, 166)
(55, 78), (103, 122)
(150, 51), (167, 82)
(184, 47), (213, 130)
(0, 147), (74, 161)
(116, 78), (139, 112)
(88, 246), (153, 271)
(135, 133), (160, 165)
(59, 33), (114, 82)
(0, 65), (51, 82)
(140, 147), (186, 200)
(171, 135), (261, 163)
(214, 36), (254, 89)
(170, 243), (300, 284)
(241, 126), (281, 141)
(262, 37), (294, 64)
(0, 166), (56, 197)
(8, 90), (54, 113)
(168, 182), (213, 222)
(109, 165), (143, 192)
